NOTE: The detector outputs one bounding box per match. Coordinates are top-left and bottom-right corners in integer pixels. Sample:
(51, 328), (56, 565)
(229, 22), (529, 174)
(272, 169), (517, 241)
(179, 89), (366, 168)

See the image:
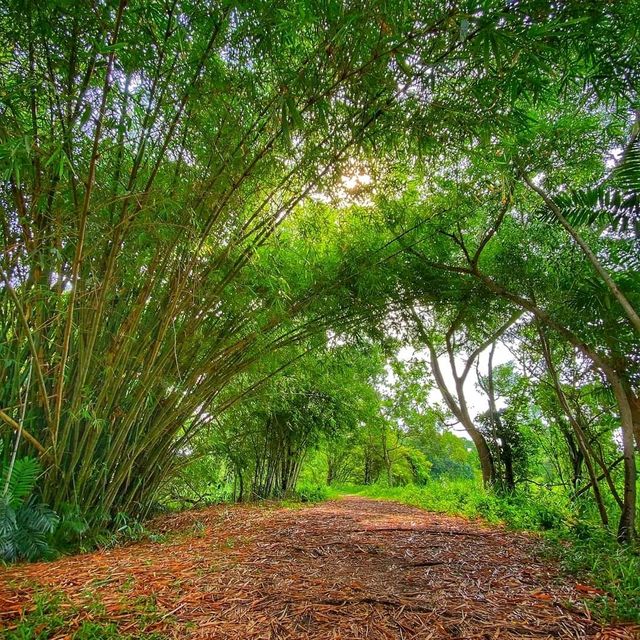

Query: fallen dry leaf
(1, 497), (638, 639)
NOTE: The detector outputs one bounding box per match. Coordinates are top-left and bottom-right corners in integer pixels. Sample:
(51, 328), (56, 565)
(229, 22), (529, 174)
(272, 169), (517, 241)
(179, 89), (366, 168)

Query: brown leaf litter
(1, 496), (638, 639)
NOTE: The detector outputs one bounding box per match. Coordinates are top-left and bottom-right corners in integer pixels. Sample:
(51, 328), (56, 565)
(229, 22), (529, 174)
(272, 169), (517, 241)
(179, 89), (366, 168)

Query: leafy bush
(50, 501), (90, 552)
(430, 457), (475, 480)
(0, 453), (59, 562)
(295, 482), (328, 502)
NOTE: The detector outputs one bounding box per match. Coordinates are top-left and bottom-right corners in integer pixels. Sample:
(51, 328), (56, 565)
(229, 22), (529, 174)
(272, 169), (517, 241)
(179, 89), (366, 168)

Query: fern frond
(0, 496), (17, 537)
(0, 494), (58, 562)
(3, 457), (41, 507)
(16, 498), (58, 535)
(0, 536), (17, 563)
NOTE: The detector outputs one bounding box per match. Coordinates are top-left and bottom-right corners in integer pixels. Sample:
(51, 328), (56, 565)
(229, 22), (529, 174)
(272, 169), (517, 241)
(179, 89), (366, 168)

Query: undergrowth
(330, 480), (640, 624)
(3, 588), (169, 639)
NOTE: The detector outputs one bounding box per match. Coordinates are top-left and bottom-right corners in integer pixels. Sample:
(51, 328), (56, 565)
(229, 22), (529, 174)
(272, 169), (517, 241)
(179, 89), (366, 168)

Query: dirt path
(1, 497), (636, 639)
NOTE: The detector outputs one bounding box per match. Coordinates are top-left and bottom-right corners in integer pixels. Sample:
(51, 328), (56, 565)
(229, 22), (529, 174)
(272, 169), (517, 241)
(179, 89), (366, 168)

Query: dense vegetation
(1, 1), (638, 616)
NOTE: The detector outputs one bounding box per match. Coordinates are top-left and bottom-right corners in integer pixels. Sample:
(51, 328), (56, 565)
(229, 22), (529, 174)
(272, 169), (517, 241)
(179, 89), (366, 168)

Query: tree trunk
(607, 370), (637, 543)
(538, 325), (610, 527)
(486, 342), (513, 492)
(237, 466), (244, 503)
(467, 427), (496, 487)
(561, 428), (583, 492)
(502, 439), (516, 493)
(624, 386), (640, 451)
(462, 271), (635, 541)
(426, 343), (495, 486)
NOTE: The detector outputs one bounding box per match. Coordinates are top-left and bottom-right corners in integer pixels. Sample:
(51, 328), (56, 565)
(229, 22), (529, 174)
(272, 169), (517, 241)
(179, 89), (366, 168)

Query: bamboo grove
(1, 0), (639, 547)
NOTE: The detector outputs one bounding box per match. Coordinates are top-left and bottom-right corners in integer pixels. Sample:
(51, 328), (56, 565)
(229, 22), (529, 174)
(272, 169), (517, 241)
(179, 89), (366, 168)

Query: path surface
(1, 497), (636, 639)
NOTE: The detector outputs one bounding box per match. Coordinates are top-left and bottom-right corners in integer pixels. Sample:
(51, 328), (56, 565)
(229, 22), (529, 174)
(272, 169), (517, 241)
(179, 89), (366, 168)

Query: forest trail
(1, 497), (636, 639)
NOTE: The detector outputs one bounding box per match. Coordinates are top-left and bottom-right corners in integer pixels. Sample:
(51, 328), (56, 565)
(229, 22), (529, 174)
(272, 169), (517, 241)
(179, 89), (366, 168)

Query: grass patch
(3, 588), (169, 640)
(543, 530), (640, 623)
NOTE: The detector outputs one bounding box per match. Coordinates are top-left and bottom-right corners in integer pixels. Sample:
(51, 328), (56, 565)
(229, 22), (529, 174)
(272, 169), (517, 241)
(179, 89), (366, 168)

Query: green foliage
(550, 139), (640, 232)
(49, 502), (90, 553)
(329, 480), (574, 530)
(0, 450), (58, 563)
(0, 0), (638, 568)
(1, 0), (637, 527)
(295, 482), (328, 503)
(4, 458), (41, 503)
(545, 531), (640, 623)
(167, 341), (390, 504)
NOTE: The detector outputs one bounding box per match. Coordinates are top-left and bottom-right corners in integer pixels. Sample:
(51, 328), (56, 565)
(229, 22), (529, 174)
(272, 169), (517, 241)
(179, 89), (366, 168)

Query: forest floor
(1, 496), (638, 639)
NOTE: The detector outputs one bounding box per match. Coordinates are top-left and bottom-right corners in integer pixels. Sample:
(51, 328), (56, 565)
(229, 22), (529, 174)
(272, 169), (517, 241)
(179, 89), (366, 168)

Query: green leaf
(4, 457), (41, 506)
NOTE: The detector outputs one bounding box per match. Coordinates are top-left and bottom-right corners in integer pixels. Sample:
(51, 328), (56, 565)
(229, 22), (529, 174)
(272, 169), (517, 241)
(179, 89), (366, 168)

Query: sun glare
(340, 172), (372, 190)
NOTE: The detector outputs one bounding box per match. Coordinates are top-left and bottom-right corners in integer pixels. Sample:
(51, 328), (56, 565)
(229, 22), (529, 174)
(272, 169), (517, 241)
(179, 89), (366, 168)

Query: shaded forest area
(1, 0), (639, 629)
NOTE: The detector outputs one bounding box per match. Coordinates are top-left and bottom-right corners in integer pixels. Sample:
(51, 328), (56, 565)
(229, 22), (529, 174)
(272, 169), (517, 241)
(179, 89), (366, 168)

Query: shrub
(296, 482), (328, 502)
(0, 451), (59, 562)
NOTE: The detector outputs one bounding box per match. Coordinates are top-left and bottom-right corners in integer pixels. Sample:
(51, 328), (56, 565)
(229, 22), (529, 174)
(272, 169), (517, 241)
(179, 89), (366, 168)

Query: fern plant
(0, 443), (59, 562)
